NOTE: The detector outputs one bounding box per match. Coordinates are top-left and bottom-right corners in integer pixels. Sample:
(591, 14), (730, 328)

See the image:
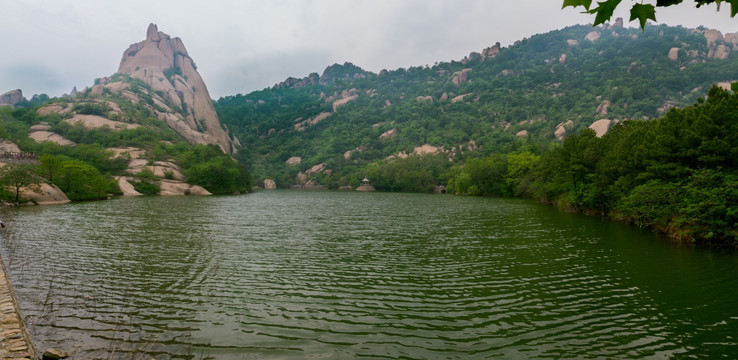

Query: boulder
(585, 31), (601, 42)
(294, 112), (332, 131)
(296, 171), (307, 185)
(413, 144), (441, 156)
(516, 130), (528, 137)
(0, 140), (21, 153)
(125, 159), (185, 181)
(28, 131), (75, 146)
(285, 157), (302, 165)
(116, 176), (143, 196)
(554, 120), (574, 141)
(379, 128), (398, 141)
(668, 47), (679, 61)
(158, 180), (212, 196)
(708, 44), (730, 59)
(589, 119), (612, 137)
(107, 147), (145, 160)
(42, 348), (71, 359)
(20, 183), (71, 205)
(596, 100), (611, 115)
(725, 33), (738, 45)
(451, 93), (471, 103)
(559, 53), (567, 64)
(451, 69), (472, 86)
(333, 92), (358, 111)
(263, 179), (276, 189)
(64, 114), (140, 131)
(306, 163), (325, 175)
(37, 104), (71, 116)
(482, 42), (501, 60)
(704, 29), (724, 47)
(716, 82), (732, 91)
(0, 89), (25, 107)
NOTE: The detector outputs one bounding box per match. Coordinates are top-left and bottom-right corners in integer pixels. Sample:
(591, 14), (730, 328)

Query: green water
(1, 191), (737, 359)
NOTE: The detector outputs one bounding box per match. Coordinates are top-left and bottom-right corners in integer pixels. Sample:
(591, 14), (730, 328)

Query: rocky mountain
(215, 22), (738, 189)
(0, 24), (251, 202)
(32, 23), (239, 155)
(116, 23), (238, 154)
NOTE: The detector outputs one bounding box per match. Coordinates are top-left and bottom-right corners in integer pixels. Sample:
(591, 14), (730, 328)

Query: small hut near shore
(356, 178), (376, 192)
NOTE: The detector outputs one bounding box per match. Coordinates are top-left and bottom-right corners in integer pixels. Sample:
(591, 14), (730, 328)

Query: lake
(1, 190), (737, 359)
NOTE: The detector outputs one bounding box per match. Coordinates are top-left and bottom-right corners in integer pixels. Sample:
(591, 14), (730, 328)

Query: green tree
(39, 154), (63, 183)
(133, 168), (161, 195)
(57, 160), (111, 201)
(0, 163), (42, 203)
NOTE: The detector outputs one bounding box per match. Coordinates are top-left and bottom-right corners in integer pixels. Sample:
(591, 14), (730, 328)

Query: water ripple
(2, 191), (738, 359)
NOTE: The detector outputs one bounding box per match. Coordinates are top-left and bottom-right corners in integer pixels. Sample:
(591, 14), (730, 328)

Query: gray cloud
(1, 0), (736, 98)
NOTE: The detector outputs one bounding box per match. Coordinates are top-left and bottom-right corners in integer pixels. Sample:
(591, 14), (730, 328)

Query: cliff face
(117, 24), (237, 153)
(0, 89), (25, 108)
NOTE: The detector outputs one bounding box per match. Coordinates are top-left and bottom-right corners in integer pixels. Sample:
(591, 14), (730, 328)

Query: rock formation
(274, 73), (319, 89)
(379, 128), (398, 141)
(451, 69), (472, 86)
(263, 179), (277, 189)
(318, 62), (370, 86)
(589, 119), (611, 137)
(482, 43), (501, 60)
(708, 44), (730, 60)
(117, 24), (236, 153)
(0, 89), (25, 108)
(555, 120), (574, 141)
(668, 47), (679, 61)
(596, 100), (611, 115)
(585, 31), (601, 42)
(19, 183), (71, 205)
(0, 140), (21, 153)
(285, 157), (302, 165)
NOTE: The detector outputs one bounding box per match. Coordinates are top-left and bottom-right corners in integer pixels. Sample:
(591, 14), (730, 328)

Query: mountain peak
(117, 24), (237, 153)
(319, 62), (373, 85)
(146, 23), (159, 41)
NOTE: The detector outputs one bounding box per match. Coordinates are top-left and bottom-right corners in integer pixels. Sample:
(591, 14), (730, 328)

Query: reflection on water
(2, 191), (737, 359)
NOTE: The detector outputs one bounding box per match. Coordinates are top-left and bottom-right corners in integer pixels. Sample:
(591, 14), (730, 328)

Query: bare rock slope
(117, 23), (238, 153)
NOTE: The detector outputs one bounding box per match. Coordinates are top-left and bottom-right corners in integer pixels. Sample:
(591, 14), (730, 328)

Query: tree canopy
(563, 0), (738, 29)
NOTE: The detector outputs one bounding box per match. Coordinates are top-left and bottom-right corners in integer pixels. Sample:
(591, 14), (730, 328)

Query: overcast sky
(2, 0), (737, 99)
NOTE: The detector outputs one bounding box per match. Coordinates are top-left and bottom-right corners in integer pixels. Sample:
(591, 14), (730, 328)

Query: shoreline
(0, 252), (36, 359)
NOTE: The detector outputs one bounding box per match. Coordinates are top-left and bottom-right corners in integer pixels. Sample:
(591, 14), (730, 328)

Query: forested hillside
(0, 73), (251, 202)
(442, 85), (737, 247)
(216, 23), (738, 190)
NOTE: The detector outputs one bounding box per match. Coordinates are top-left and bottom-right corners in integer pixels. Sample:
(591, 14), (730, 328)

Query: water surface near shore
(2, 191), (737, 359)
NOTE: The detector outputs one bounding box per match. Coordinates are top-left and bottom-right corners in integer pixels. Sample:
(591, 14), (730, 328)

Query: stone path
(0, 255), (35, 359)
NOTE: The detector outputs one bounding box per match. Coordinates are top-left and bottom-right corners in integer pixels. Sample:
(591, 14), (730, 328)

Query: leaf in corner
(562, 0), (593, 10)
(630, 3), (657, 29)
(728, 0), (738, 17)
(588, 0), (623, 26)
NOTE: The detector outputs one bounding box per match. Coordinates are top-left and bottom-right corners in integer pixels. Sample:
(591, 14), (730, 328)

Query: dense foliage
(445, 86), (738, 247)
(214, 23), (737, 245)
(217, 24), (737, 190)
